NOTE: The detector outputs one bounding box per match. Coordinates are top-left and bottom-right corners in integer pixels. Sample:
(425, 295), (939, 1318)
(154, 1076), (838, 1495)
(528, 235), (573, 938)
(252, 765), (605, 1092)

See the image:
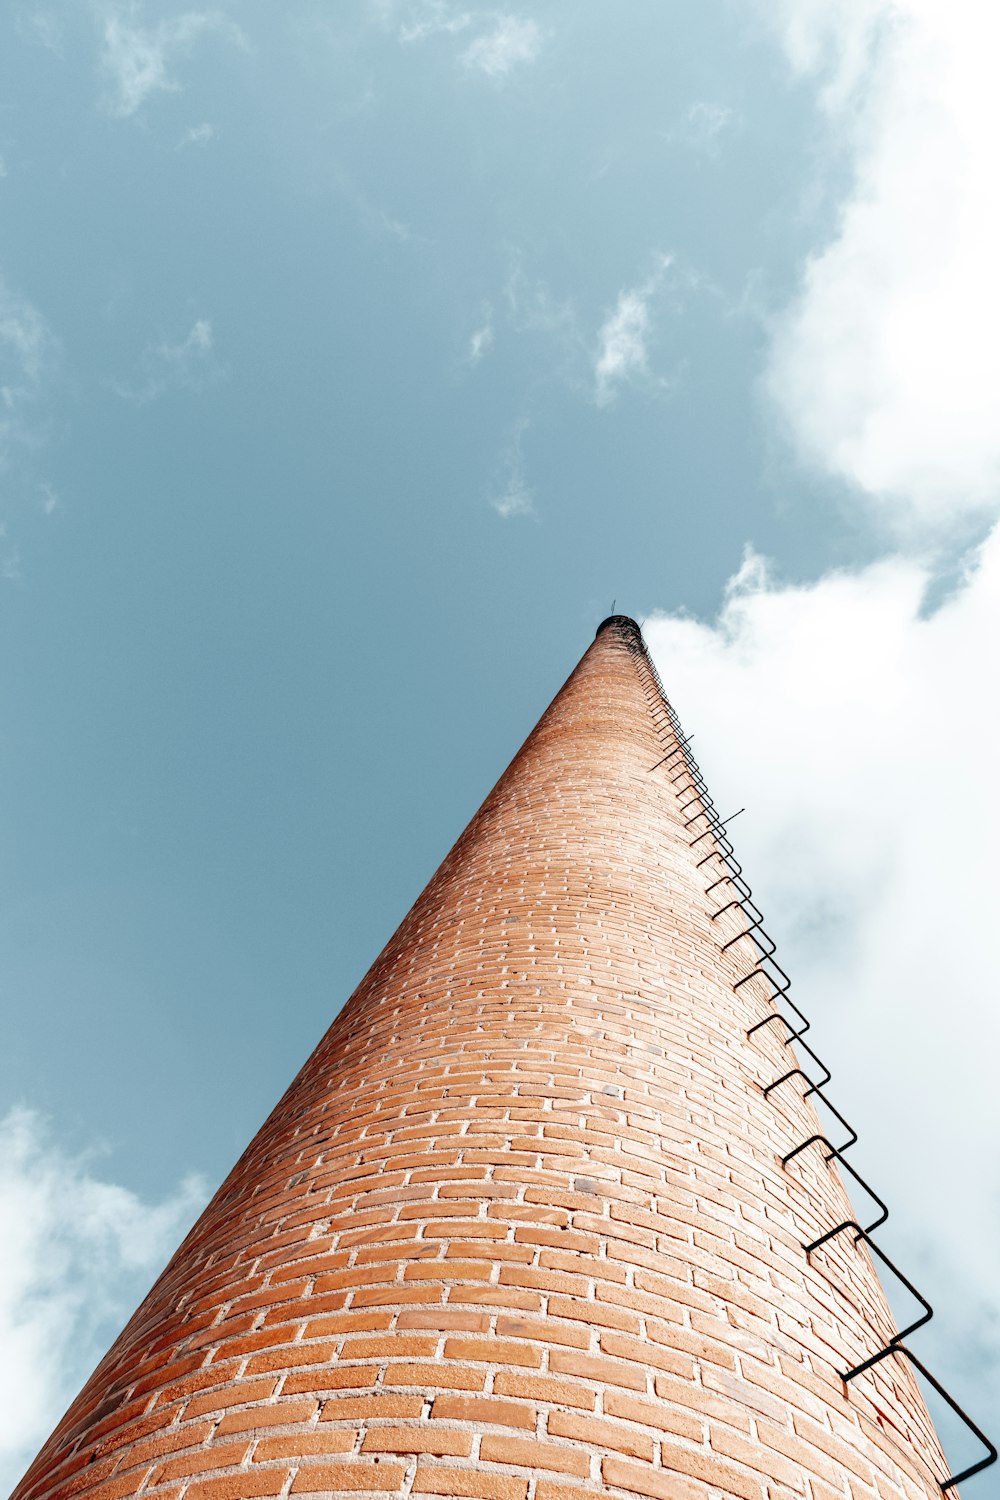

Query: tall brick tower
(14, 618), (987, 1500)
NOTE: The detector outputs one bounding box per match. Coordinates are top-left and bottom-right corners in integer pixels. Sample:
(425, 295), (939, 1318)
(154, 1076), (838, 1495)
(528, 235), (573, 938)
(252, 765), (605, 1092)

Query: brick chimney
(15, 617), (961, 1500)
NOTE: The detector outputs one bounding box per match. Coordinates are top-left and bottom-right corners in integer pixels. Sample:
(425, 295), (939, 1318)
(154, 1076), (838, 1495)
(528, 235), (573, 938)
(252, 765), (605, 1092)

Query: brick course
(14, 617), (950, 1500)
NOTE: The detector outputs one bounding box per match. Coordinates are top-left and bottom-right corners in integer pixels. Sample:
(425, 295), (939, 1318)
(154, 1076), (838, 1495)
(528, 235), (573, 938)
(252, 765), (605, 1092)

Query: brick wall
(14, 617), (950, 1500)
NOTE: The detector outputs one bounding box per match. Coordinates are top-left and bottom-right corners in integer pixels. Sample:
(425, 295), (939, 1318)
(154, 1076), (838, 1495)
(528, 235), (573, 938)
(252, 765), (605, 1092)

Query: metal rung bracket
(783, 1137), (888, 1234)
(897, 1344), (998, 1490)
(805, 1222), (933, 1365)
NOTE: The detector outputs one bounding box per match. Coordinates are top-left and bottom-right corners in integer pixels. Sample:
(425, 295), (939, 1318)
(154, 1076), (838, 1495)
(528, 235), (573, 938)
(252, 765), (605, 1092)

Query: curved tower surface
(14, 618), (966, 1500)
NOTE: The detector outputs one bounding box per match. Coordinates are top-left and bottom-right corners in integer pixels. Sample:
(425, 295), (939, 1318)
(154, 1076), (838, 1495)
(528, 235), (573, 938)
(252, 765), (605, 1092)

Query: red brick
(254, 1430), (358, 1459)
(397, 1310), (489, 1333)
(534, 1485), (599, 1500)
(443, 1338), (541, 1368)
(411, 1467), (528, 1500)
(547, 1410), (654, 1461)
(495, 1314), (590, 1350)
(603, 1391), (701, 1444)
(290, 1461), (406, 1492)
(362, 1426), (472, 1456)
(283, 1365), (381, 1395)
(548, 1350), (647, 1391)
(480, 1436), (590, 1477)
(187, 1472), (291, 1500)
(321, 1396), (424, 1421)
(185, 1380), (279, 1418)
(493, 1374), (595, 1411)
(383, 1363), (486, 1391)
(156, 1442), (251, 1481)
(602, 1456), (699, 1500)
(431, 1396), (535, 1430)
(215, 1400), (318, 1435)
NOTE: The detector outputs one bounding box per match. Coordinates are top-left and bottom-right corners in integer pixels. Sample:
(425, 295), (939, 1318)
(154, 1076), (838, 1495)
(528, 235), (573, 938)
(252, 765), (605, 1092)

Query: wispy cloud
(490, 417), (534, 519)
(460, 15), (542, 78)
(0, 1106), (207, 1495)
(0, 274), (57, 465)
(466, 306), (494, 366)
(0, 522), (21, 582)
(38, 481), (59, 515)
(16, 8), (65, 55)
(503, 257), (578, 345)
(0, 274), (59, 581)
(327, 162), (417, 247)
(665, 100), (738, 156)
(389, 4), (543, 78)
(112, 316), (225, 403)
(762, 0), (1000, 536)
(396, 0), (472, 45)
(0, 280), (52, 392)
(593, 254), (673, 407)
(99, 3), (244, 119)
(594, 292), (651, 406)
(177, 121), (214, 148)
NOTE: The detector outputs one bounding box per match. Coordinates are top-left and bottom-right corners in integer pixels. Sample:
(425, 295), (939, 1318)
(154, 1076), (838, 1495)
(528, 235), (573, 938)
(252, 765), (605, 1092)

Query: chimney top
(595, 613), (641, 639)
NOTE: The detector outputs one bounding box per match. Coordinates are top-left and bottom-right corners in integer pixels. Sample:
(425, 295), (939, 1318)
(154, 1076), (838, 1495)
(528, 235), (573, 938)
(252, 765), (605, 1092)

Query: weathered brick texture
(15, 618), (951, 1500)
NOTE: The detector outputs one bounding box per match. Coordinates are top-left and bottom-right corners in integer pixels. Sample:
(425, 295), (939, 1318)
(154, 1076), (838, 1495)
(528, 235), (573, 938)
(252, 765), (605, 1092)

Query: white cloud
(388, 5), (541, 77)
(38, 482), (59, 515)
(113, 315), (224, 403)
(0, 275), (56, 467)
(594, 292), (650, 405)
(0, 280), (52, 392)
(0, 522), (21, 582)
(178, 121), (215, 147)
(767, 0), (888, 112)
(763, 0), (1000, 534)
(461, 15), (542, 78)
(0, 1106), (206, 1495)
(594, 254), (672, 407)
(490, 417), (534, 519)
(0, 275), (58, 580)
(666, 100), (737, 156)
(16, 9), (65, 55)
(467, 307), (494, 366)
(503, 256), (577, 344)
(396, 1), (472, 45)
(379, 210), (413, 243)
(99, 4), (243, 119)
(645, 531), (1000, 1432)
(323, 163), (417, 248)
(492, 475), (532, 518)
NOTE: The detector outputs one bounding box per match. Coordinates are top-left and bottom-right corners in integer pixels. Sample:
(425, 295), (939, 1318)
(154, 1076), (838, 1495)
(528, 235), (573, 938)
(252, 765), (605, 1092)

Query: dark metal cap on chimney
(595, 614), (642, 639)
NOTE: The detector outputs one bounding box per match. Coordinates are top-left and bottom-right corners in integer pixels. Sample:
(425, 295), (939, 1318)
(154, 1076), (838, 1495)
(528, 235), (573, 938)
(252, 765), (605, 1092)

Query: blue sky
(2, 1), (997, 1490)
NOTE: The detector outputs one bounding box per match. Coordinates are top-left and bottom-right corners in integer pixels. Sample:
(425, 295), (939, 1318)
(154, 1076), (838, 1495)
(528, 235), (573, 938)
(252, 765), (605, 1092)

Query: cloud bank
(763, 0), (1000, 534)
(0, 1108), (206, 1496)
